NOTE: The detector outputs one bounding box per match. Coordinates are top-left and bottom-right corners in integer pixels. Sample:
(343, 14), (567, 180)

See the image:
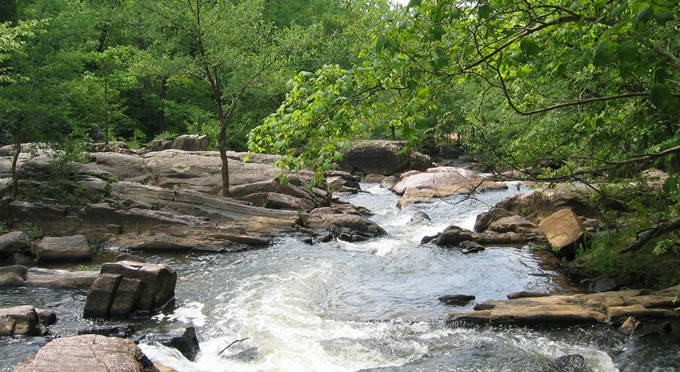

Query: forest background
(1, 0), (679, 288)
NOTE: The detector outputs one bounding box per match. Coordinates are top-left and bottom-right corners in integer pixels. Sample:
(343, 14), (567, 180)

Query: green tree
(251, 0), (679, 180)
(135, 0), (326, 196)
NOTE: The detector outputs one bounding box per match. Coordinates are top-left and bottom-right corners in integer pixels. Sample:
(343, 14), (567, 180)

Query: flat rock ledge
(448, 285), (680, 331)
(14, 334), (160, 372)
(0, 265), (98, 288)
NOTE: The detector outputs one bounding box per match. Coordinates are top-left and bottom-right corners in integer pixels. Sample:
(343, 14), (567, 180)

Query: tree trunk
(11, 140), (21, 199)
(218, 118), (230, 197)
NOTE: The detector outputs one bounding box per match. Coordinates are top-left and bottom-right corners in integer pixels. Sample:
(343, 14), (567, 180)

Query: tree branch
(619, 217), (680, 254)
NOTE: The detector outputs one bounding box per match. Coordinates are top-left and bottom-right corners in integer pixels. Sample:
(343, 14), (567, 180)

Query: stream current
(2, 182), (680, 371)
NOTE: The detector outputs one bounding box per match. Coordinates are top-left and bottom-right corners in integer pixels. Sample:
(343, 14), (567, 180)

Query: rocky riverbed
(1, 140), (679, 371)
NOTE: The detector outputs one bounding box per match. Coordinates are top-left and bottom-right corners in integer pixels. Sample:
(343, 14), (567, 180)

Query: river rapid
(2, 182), (680, 371)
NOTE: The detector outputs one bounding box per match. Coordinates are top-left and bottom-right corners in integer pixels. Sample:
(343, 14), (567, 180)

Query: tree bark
(11, 140), (20, 199)
(619, 217), (680, 254)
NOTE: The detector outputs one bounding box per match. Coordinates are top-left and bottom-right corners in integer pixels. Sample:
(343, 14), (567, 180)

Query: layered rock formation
(391, 166), (507, 208)
(448, 285), (680, 331)
(0, 305), (56, 336)
(83, 261), (177, 318)
(14, 334), (160, 372)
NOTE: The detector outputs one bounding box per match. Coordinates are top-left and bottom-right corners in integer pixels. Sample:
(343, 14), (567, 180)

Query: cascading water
(2, 181), (680, 371)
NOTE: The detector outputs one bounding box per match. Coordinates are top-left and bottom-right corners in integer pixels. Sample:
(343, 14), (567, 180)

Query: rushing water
(2, 182), (680, 371)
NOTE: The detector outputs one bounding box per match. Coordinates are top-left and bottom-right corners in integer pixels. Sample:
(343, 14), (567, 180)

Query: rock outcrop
(340, 140), (432, 175)
(0, 231), (30, 258)
(0, 266), (98, 288)
(171, 134), (208, 151)
(14, 334), (159, 372)
(391, 167), (507, 208)
(0, 305), (55, 336)
(304, 209), (386, 242)
(83, 261), (177, 319)
(448, 285), (680, 329)
(30, 235), (91, 262)
(425, 225), (545, 248)
(538, 208), (584, 259)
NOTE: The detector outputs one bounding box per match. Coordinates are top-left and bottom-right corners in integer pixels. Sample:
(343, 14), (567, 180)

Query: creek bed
(2, 182), (679, 371)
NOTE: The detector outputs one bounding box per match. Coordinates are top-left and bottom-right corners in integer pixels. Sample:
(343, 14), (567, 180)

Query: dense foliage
(0, 0), (393, 151)
(1, 0), (679, 285)
(249, 0), (680, 285)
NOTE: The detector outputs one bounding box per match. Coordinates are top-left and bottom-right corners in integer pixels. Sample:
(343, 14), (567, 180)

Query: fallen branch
(217, 337), (249, 355)
(619, 217), (680, 254)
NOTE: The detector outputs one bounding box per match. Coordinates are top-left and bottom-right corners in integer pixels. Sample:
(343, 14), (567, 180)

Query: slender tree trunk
(218, 117), (230, 197)
(11, 140), (20, 199)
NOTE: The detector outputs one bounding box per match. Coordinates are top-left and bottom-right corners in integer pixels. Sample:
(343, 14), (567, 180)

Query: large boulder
(305, 210), (386, 242)
(0, 231), (30, 257)
(30, 235), (91, 262)
(0, 305), (48, 336)
(171, 134), (209, 151)
(83, 261), (177, 318)
(392, 167), (507, 208)
(538, 208), (585, 259)
(341, 140), (432, 175)
(140, 150), (281, 194)
(495, 190), (595, 221)
(429, 225), (541, 247)
(14, 334), (159, 372)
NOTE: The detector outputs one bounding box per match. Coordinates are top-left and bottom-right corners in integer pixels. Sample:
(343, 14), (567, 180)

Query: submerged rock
(409, 211), (432, 225)
(0, 305), (50, 336)
(544, 354), (593, 372)
(14, 334), (159, 372)
(157, 327), (200, 361)
(439, 295), (476, 306)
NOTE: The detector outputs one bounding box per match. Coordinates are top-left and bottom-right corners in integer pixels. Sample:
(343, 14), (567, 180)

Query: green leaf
(663, 175), (678, 194)
(592, 43), (611, 67)
(407, 0), (422, 8)
(520, 39), (540, 56)
(436, 53), (450, 68)
(415, 115), (431, 129)
(635, 6), (654, 27)
(375, 35), (387, 53)
(478, 5), (492, 19)
(617, 41), (637, 63)
(649, 84), (671, 106)
(333, 151), (344, 162)
(431, 25), (446, 41)
(655, 11), (673, 26)
(450, 7), (461, 19)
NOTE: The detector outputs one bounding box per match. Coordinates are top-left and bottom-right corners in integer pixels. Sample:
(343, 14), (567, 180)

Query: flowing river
(2, 181), (679, 371)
